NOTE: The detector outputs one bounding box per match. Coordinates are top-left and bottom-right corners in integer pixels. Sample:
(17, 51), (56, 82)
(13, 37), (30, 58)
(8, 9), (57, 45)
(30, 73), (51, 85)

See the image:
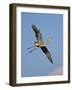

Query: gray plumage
(32, 24), (53, 64)
(32, 24), (43, 43)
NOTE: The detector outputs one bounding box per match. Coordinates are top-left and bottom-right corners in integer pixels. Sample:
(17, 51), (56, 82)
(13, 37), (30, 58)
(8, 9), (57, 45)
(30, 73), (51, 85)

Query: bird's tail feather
(28, 47), (37, 53)
(27, 45), (35, 49)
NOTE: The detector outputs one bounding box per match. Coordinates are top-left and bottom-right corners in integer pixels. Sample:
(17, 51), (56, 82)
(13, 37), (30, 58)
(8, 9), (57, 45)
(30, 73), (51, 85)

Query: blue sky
(21, 12), (63, 77)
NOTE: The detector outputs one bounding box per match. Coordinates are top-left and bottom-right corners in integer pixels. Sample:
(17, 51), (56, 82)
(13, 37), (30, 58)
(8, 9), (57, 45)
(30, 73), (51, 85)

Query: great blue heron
(27, 24), (53, 64)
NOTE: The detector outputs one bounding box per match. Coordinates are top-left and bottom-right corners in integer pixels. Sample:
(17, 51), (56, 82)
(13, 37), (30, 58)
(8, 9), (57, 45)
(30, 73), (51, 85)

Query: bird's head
(34, 42), (39, 47)
(34, 41), (37, 45)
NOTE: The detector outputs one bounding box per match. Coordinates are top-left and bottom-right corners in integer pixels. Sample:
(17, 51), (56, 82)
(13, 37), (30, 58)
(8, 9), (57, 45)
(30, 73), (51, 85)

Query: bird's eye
(34, 42), (36, 43)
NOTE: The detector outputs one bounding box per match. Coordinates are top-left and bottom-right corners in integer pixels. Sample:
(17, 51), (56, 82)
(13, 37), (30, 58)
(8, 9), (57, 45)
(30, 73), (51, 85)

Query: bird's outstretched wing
(41, 46), (53, 63)
(32, 24), (43, 43)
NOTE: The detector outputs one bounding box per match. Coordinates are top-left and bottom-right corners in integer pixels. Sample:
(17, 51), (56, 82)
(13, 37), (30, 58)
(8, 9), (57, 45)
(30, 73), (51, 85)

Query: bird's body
(28, 24), (53, 64)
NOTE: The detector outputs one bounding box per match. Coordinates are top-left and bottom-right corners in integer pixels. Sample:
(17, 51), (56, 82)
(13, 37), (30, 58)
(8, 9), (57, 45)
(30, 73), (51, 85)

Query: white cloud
(49, 66), (63, 76)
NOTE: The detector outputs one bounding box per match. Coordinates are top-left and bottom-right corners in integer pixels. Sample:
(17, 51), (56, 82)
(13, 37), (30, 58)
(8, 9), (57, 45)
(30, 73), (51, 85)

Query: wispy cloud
(49, 66), (63, 76)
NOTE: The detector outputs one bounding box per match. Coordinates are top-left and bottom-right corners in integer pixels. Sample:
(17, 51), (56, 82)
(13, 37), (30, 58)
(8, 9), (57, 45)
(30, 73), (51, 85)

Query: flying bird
(27, 24), (53, 64)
